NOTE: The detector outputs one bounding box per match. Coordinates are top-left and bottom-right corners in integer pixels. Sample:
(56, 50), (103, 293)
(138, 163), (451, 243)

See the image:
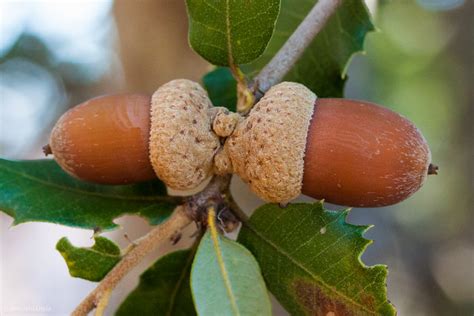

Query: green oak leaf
(186, 0), (280, 66)
(117, 250), (196, 316)
(0, 159), (179, 230)
(202, 67), (237, 111)
(238, 202), (396, 316)
(191, 230), (272, 316)
(56, 236), (121, 282)
(243, 0), (375, 97)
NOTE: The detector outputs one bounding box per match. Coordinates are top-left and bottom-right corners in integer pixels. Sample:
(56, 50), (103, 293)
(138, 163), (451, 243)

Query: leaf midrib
(242, 221), (378, 315)
(64, 247), (121, 260)
(210, 232), (240, 315)
(0, 164), (178, 203)
(225, 0), (234, 65)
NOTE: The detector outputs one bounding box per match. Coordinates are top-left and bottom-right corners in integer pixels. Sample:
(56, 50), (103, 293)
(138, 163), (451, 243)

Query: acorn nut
(47, 94), (155, 184)
(218, 82), (433, 206)
(47, 80), (219, 189)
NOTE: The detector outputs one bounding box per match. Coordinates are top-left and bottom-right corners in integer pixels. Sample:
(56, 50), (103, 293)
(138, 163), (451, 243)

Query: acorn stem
(428, 163), (439, 175)
(42, 144), (52, 156)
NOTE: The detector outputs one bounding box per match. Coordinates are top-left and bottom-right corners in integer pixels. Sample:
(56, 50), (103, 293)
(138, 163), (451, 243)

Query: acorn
(46, 80), (220, 187)
(302, 97), (434, 207)
(217, 82), (435, 207)
(45, 93), (155, 184)
(46, 80), (436, 207)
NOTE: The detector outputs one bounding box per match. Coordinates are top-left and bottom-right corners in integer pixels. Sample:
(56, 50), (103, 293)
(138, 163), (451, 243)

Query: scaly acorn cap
(218, 82), (317, 203)
(149, 79), (220, 190)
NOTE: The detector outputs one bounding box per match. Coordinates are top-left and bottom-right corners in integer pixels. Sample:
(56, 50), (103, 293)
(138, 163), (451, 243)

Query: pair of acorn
(45, 79), (436, 207)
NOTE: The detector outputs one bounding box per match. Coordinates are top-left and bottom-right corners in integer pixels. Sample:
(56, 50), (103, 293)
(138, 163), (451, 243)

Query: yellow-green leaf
(56, 236), (121, 282)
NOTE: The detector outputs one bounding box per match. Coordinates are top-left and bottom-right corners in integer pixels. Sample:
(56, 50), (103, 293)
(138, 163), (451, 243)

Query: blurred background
(0, 0), (472, 315)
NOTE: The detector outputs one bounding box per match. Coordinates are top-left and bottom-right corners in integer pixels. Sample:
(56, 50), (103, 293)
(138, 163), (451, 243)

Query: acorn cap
(149, 79), (220, 190)
(222, 82), (317, 203)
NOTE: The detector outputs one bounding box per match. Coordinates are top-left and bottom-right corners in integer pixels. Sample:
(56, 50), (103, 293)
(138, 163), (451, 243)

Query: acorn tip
(42, 144), (52, 156)
(428, 163), (439, 175)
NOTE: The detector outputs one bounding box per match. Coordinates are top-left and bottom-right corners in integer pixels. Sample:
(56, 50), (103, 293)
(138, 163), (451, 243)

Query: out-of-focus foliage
(416, 0), (465, 11)
(0, 1), (116, 158)
(113, 0), (208, 92)
(202, 67), (237, 111)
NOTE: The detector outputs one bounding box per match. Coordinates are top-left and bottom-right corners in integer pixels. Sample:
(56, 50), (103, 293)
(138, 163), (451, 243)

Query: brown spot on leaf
(293, 279), (354, 316)
(360, 293), (375, 308)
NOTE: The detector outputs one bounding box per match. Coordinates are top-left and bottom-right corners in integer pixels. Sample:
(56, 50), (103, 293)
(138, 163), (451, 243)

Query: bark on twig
(71, 206), (192, 316)
(71, 176), (232, 315)
(254, 0), (342, 94)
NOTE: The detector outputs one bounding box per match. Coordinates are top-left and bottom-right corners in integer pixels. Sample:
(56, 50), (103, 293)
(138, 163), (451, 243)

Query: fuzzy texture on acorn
(149, 79), (220, 190)
(215, 82), (316, 203)
(46, 79), (435, 207)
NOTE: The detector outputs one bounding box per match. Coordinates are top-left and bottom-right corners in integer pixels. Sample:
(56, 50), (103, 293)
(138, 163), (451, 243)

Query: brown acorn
(302, 98), (432, 207)
(219, 82), (435, 207)
(46, 80), (220, 188)
(46, 94), (155, 184)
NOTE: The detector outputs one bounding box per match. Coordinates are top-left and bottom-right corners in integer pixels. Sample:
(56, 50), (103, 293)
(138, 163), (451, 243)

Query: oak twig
(94, 289), (111, 316)
(254, 0), (342, 94)
(71, 206), (192, 316)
